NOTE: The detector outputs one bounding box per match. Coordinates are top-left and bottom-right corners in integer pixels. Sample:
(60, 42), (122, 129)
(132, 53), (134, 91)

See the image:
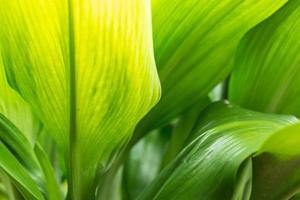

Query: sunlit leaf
(138, 102), (300, 200)
(229, 0), (300, 116)
(0, 0), (161, 199)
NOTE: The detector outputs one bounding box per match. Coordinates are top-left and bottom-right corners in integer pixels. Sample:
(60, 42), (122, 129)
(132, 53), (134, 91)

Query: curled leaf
(138, 102), (300, 200)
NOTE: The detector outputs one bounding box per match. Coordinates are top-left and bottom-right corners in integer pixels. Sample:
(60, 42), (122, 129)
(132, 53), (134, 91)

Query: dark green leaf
(123, 129), (171, 200)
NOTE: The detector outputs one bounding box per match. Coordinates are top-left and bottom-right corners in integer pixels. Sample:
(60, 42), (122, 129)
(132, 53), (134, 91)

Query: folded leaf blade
(138, 102), (300, 200)
(250, 123), (300, 200)
(0, 114), (49, 200)
(0, 142), (44, 200)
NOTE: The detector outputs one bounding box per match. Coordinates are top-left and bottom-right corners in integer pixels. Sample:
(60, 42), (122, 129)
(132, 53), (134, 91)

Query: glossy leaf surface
(138, 102), (300, 200)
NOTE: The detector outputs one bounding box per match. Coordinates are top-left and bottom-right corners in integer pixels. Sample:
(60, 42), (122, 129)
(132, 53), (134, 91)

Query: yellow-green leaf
(0, 0), (161, 199)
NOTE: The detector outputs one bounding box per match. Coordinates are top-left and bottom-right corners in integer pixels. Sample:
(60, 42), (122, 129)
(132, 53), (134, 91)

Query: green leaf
(0, 114), (50, 197)
(0, 114), (41, 175)
(123, 129), (171, 200)
(291, 193), (300, 200)
(250, 123), (300, 200)
(37, 127), (66, 184)
(0, 114), (52, 199)
(229, 0), (300, 116)
(160, 98), (210, 168)
(138, 102), (300, 200)
(0, 50), (39, 144)
(34, 144), (62, 200)
(0, 1), (161, 199)
(0, 48), (43, 199)
(136, 0), (288, 134)
(0, 142), (44, 200)
(0, 170), (21, 200)
(231, 158), (252, 200)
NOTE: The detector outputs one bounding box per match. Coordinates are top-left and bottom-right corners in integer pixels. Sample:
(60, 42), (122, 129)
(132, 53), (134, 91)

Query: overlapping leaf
(0, 143), (43, 200)
(229, 0), (300, 116)
(161, 98), (210, 167)
(0, 52), (39, 144)
(251, 124), (300, 199)
(0, 0), (161, 199)
(135, 0), (288, 136)
(138, 102), (300, 200)
(0, 114), (45, 200)
(34, 145), (62, 200)
(123, 129), (171, 199)
(124, 99), (209, 199)
(0, 55), (46, 199)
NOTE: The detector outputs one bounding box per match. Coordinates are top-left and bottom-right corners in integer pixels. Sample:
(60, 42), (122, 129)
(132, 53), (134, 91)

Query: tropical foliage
(0, 0), (299, 199)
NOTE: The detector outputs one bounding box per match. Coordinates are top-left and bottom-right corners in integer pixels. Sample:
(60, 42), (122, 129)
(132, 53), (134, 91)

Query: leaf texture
(136, 0), (288, 134)
(34, 144), (62, 200)
(229, 0), (300, 116)
(0, 51), (39, 144)
(123, 129), (170, 199)
(0, 114), (46, 200)
(0, 0), (161, 199)
(0, 143), (44, 200)
(138, 102), (300, 200)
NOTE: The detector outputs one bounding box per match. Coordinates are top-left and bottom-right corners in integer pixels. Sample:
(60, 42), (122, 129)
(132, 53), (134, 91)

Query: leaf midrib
(67, 0), (77, 199)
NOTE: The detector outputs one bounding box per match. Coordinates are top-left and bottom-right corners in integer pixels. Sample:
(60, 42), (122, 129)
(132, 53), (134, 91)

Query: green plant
(0, 0), (300, 199)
